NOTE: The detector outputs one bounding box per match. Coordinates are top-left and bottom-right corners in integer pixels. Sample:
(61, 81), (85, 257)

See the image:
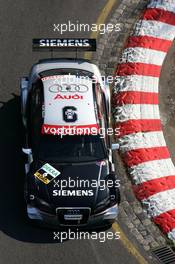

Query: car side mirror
(22, 148), (33, 171)
(112, 143), (119, 150)
(22, 148), (32, 155)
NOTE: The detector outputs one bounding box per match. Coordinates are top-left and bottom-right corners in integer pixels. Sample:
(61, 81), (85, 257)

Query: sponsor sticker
(32, 38), (96, 51)
(34, 163), (60, 184)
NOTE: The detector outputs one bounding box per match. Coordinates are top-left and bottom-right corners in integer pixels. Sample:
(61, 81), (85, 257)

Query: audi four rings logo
(49, 84), (89, 93)
(67, 209), (80, 215)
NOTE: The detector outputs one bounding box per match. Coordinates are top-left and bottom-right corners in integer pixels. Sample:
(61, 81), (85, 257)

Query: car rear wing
(32, 38), (96, 52)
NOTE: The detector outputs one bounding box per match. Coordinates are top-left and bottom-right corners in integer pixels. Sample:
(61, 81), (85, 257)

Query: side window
(95, 83), (107, 128)
(30, 80), (44, 152)
(94, 83), (109, 146)
(31, 85), (43, 116)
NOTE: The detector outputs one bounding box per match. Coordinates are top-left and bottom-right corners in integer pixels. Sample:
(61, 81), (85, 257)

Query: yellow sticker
(34, 171), (50, 184)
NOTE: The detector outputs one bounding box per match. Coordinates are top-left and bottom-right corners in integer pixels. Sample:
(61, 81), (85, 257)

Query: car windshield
(38, 135), (106, 163)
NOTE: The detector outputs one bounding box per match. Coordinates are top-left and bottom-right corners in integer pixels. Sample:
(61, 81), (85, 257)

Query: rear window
(39, 68), (93, 79)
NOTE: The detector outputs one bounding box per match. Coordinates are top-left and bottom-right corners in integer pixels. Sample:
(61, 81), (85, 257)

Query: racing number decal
(63, 106), (77, 122)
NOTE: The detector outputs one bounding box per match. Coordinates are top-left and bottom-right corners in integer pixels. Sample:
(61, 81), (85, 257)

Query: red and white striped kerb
(112, 0), (175, 240)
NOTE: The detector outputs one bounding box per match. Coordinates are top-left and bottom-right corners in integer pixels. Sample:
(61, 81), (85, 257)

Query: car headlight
(33, 197), (55, 214)
(94, 196), (111, 214)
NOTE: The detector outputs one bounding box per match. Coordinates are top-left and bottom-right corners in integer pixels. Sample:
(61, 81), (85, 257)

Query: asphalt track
(0, 1), (151, 263)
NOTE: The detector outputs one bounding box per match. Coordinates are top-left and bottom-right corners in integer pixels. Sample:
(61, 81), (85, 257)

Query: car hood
(32, 160), (110, 210)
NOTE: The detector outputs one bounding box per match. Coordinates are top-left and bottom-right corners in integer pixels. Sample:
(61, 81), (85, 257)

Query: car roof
(41, 74), (99, 135)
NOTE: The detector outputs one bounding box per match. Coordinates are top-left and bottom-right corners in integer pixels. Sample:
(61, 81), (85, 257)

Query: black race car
(21, 58), (120, 229)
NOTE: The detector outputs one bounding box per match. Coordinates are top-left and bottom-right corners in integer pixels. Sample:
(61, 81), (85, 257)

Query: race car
(21, 42), (120, 229)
